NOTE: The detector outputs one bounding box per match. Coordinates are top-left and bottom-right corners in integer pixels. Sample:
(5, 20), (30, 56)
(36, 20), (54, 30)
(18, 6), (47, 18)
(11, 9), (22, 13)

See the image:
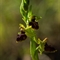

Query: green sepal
(19, 24), (25, 29)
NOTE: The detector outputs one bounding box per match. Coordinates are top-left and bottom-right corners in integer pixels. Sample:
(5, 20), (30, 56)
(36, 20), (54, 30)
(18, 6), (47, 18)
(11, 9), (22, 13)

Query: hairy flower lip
(29, 15), (39, 29)
(16, 34), (27, 42)
(29, 21), (39, 29)
(44, 43), (57, 52)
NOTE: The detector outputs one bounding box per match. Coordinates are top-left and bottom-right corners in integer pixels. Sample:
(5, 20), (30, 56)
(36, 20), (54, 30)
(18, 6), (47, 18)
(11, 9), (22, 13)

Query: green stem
(30, 37), (39, 60)
(20, 0), (39, 60)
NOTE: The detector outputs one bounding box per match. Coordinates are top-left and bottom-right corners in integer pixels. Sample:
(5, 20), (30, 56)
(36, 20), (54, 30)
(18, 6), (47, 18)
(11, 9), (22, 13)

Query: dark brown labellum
(44, 43), (57, 53)
(16, 34), (27, 42)
(29, 21), (39, 29)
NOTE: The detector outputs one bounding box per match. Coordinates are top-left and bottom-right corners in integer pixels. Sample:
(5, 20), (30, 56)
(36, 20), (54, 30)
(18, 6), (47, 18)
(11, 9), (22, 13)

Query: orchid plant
(16, 0), (48, 60)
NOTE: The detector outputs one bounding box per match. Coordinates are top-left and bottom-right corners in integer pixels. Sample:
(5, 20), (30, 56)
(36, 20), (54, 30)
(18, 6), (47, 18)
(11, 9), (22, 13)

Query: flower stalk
(30, 37), (39, 60)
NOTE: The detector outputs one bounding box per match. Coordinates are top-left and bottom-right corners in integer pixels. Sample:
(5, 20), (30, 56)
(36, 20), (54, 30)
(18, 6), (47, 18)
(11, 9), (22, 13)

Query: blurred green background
(0, 0), (60, 60)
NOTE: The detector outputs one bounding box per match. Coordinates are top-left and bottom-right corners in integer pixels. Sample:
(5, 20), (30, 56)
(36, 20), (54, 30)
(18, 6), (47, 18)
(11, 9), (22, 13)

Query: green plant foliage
(17, 0), (56, 60)
(19, 0), (47, 60)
